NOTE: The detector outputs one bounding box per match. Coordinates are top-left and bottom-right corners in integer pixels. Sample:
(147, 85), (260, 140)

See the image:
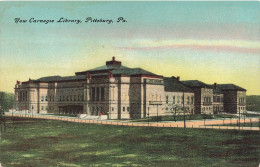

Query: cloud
(116, 40), (260, 54)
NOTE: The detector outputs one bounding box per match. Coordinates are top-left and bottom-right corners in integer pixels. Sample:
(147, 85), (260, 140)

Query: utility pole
(183, 91), (186, 128)
(239, 108), (241, 129)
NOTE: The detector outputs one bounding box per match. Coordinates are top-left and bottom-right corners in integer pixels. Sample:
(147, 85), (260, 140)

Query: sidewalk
(4, 112), (260, 131)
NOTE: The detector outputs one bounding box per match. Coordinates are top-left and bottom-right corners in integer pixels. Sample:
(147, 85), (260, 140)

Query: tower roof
(75, 57), (161, 78)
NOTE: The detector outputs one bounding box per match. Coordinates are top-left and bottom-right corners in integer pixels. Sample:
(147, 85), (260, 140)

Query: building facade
(14, 57), (247, 119)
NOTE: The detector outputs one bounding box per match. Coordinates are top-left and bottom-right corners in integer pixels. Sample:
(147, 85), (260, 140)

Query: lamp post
(238, 107), (241, 129)
(12, 106), (14, 124)
(147, 107), (150, 127)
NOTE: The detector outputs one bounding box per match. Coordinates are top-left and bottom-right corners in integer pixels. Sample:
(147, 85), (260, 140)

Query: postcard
(0, 2), (259, 167)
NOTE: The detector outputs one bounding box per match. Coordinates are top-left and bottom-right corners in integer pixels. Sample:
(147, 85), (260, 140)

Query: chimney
(214, 83), (217, 89)
(106, 57), (121, 66)
(177, 76), (180, 81)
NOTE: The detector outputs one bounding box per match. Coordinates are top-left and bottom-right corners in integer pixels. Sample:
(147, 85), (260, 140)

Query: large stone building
(14, 57), (247, 119)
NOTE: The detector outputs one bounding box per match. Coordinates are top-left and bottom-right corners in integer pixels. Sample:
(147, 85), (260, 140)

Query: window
(41, 106), (44, 110)
(101, 87), (105, 101)
(158, 94), (161, 101)
(166, 96), (168, 104)
(70, 95), (72, 101)
(187, 96), (190, 105)
(111, 88), (114, 101)
(112, 107), (114, 111)
(92, 87), (95, 101)
(173, 96), (175, 104)
(41, 96), (44, 101)
(45, 106), (48, 110)
(45, 96), (48, 101)
(127, 107), (129, 112)
(166, 107), (168, 110)
(50, 96), (52, 101)
(123, 107), (125, 112)
(74, 95), (77, 101)
(96, 87), (100, 101)
(191, 96), (194, 104)
(177, 96), (180, 104)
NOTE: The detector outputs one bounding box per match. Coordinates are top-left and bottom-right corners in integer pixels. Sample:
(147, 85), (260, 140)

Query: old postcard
(0, 1), (259, 167)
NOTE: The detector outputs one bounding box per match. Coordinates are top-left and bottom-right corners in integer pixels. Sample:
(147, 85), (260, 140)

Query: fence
(3, 113), (260, 131)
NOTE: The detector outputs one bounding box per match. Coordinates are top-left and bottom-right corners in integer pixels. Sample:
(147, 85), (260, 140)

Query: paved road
(4, 113), (260, 131)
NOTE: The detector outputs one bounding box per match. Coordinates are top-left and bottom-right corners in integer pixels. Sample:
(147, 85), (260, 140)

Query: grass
(131, 114), (239, 122)
(0, 117), (260, 167)
(242, 113), (260, 117)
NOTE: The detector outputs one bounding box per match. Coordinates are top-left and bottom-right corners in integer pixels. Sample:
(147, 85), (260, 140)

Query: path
(4, 113), (260, 131)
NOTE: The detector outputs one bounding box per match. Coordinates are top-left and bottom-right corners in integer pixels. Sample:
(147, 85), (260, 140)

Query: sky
(0, 2), (259, 95)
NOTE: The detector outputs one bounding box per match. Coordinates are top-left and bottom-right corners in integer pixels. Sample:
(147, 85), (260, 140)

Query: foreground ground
(0, 117), (259, 167)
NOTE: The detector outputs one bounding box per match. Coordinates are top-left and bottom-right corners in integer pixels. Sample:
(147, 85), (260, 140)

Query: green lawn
(0, 117), (259, 167)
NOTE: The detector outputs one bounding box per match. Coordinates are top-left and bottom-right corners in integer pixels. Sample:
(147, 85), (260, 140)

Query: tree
(0, 92), (15, 131)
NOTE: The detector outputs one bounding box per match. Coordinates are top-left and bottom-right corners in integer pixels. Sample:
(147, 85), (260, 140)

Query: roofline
(221, 89), (247, 91)
(165, 90), (194, 93)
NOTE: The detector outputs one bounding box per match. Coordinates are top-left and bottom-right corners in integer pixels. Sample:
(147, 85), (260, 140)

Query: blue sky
(0, 2), (259, 94)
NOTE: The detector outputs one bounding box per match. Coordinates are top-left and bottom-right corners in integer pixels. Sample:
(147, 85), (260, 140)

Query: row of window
(40, 95), (84, 102)
(149, 94), (162, 102)
(203, 107), (211, 111)
(166, 96), (194, 105)
(238, 98), (245, 104)
(89, 106), (130, 113)
(213, 96), (223, 103)
(40, 106), (55, 110)
(41, 96), (56, 102)
(91, 87), (105, 101)
(59, 95), (84, 102)
(18, 91), (28, 102)
(213, 106), (223, 112)
(41, 106), (48, 110)
(204, 97), (212, 103)
(165, 107), (193, 111)
(122, 106), (130, 112)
